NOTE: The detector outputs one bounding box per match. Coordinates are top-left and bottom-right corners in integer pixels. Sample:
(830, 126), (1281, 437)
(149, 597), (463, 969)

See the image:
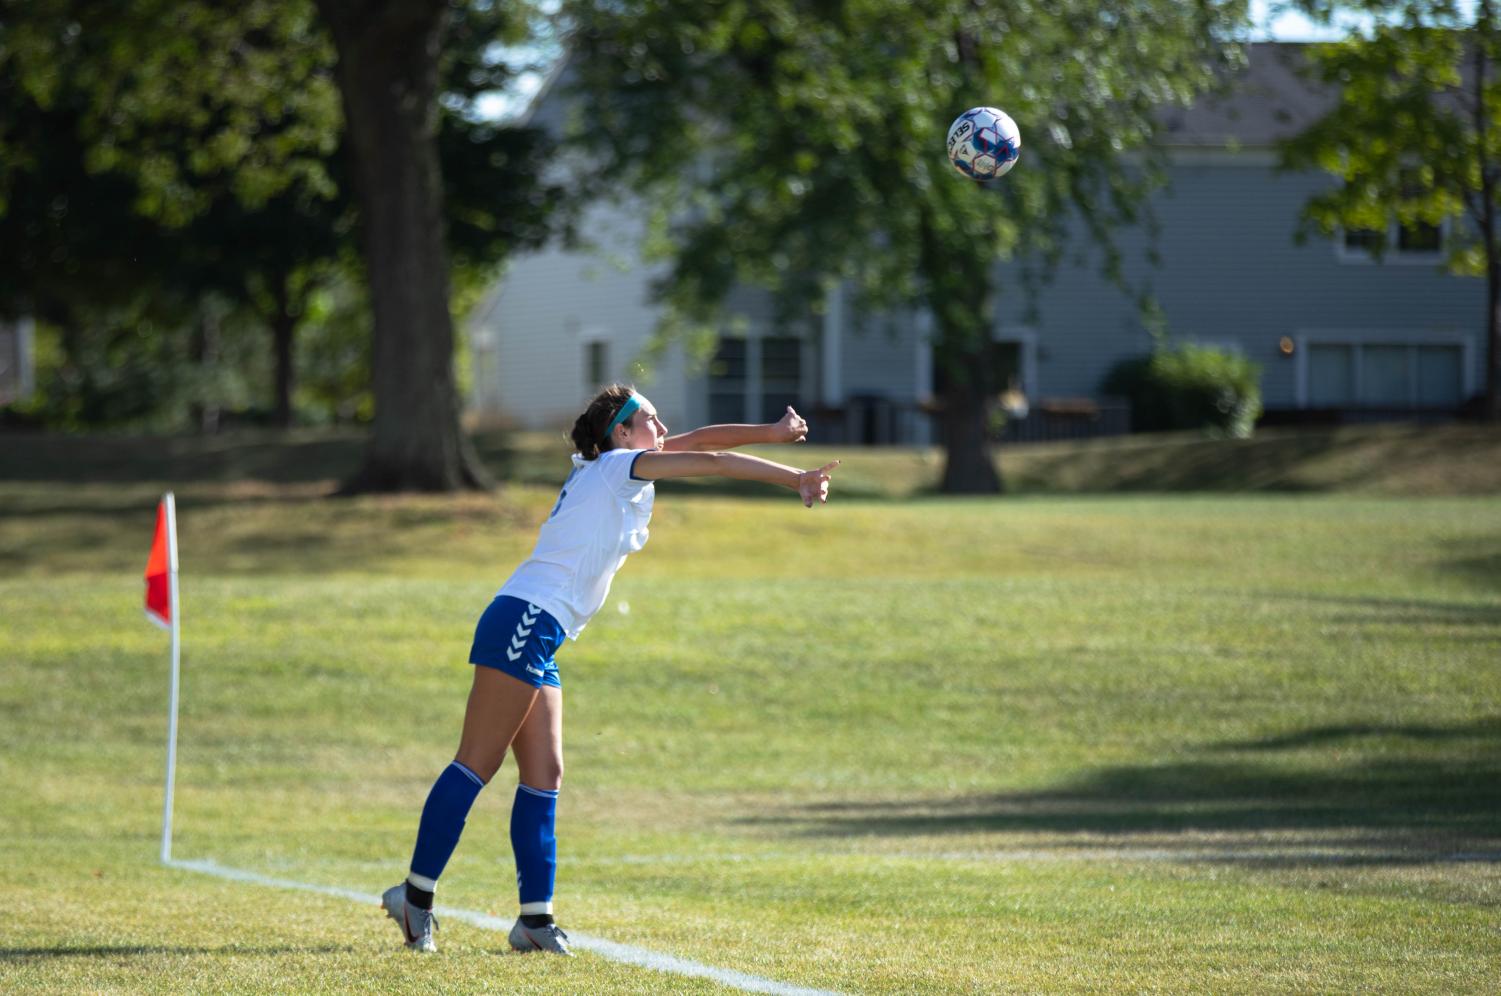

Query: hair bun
(570, 411), (602, 460)
(570, 383), (636, 460)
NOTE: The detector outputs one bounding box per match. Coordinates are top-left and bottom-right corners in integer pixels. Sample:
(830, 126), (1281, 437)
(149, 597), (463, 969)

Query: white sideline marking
(165, 859), (839, 996)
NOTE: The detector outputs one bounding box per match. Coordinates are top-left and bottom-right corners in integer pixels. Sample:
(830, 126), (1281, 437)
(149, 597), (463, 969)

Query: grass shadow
(0, 431), (368, 485)
(748, 717), (1501, 863)
(1437, 543), (1501, 592)
(9, 423), (1501, 497)
(0, 944), (357, 960)
(1004, 422), (1501, 494)
(1212, 718), (1501, 752)
(1006, 428), (1345, 493)
(1257, 592), (1501, 630)
(0, 481), (532, 576)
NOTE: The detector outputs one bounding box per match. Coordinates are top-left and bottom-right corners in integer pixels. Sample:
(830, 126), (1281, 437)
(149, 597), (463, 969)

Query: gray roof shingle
(1159, 42), (1334, 148)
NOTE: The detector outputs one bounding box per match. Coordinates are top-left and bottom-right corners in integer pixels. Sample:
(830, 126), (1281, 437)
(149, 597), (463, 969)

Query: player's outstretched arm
(661, 406), (808, 452)
(632, 450), (839, 507)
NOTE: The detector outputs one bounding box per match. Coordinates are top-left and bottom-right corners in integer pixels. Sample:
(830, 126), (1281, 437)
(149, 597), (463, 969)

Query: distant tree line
(1, 0), (569, 489)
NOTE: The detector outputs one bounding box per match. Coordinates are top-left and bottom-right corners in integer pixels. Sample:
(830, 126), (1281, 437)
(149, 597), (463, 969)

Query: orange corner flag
(146, 491), (182, 863)
(144, 494), (175, 629)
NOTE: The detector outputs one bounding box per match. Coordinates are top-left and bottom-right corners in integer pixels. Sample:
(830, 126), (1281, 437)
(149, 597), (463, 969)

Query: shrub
(1102, 343), (1263, 438)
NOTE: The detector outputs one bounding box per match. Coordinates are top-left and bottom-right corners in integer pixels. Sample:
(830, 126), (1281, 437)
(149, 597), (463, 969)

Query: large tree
(314, 0), (480, 489)
(1283, 0), (1501, 421)
(1, 0), (346, 428)
(562, 0), (1248, 491)
(4, 0), (565, 452)
(316, 0), (568, 490)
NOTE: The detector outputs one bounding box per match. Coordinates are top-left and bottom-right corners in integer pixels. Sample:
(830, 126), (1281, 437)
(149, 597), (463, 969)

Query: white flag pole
(160, 491), (181, 864)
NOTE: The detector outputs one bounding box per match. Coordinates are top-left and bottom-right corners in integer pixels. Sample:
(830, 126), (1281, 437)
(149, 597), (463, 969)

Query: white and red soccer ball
(946, 106), (1021, 181)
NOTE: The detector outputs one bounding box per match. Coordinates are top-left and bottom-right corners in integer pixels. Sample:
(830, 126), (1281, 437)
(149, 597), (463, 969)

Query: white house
(0, 316), (35, 408)
(467, 44), (1485, 443)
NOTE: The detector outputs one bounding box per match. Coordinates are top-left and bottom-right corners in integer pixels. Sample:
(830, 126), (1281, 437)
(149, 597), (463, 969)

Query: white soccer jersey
(497, 447), (654, 639)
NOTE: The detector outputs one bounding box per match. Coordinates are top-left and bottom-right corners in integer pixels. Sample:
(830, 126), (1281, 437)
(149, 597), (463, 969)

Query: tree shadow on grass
(0, 944), (356, 960)
(0, 482), (533, 576)
(0, 432), (366, 485)
(0, 488), (335, 520)
(748, 717), (1501, 864)
(1211, 717), (1501, 752)
(1437, 543), (1501, 592)
(1008, 429), (1345, 493)
(1258, 592), (1501, 630)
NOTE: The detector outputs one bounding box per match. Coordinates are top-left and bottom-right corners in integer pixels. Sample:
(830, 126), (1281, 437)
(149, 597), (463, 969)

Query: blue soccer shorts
(468, 596), (565, 688)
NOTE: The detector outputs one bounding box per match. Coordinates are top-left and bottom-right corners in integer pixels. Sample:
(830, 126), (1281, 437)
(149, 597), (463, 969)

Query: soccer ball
(946, 106), (1021, 181)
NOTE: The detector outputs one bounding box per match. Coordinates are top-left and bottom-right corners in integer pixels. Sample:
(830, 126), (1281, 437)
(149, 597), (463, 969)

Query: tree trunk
(316, 0), (491, 491)
(271, 275), (296, 429)
(1487, 258), (1501, 421)
(937, 343), (1002, 494)
(1475, 4), (1501, 422)
(191, 303), (220, 435)
(271, 312), (296, 429)
(917, 202), (1003, 495)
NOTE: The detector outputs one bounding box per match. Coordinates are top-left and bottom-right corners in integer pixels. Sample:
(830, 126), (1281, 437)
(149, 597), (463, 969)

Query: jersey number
(549, 468), (581, 519)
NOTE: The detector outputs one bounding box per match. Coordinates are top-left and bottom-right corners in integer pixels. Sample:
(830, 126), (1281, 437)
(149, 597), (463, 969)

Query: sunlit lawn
(3, 468), (1499, 992)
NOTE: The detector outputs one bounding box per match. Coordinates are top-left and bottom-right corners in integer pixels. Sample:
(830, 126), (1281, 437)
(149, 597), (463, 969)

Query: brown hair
(570, 384), (637, 460)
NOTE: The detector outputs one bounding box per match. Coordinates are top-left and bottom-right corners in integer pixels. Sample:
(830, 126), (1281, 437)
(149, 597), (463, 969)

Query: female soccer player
(382, 385), (838, 955)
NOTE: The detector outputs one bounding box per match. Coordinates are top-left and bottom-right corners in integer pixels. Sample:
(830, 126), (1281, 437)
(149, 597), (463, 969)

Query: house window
(1338, 174), (1446, 262)
(1361, 345), (1409, 406)
(931, 341), (1024, 396)
(1417, 346), (1463, 406)
(1302, 339), (1465, 409)
(759, 336), (802, 421)
(1397, 221), (1442, 253)
(1341, 228), (1383, 255)
(1307, 344), (1355, 406)
(708, 337), (747, 424)
(584, 341), (609, 390)
(1340, 221), (1444, 260)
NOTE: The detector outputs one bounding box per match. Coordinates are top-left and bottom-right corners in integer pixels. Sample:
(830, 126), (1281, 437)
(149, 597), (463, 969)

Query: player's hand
(773, 406), (808, 443)
(797, 460), (839, 507)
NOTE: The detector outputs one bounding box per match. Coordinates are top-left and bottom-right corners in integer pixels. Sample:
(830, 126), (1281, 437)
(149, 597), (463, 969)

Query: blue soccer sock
(408, 761), (486, 894)
(510, 783), (559, 914)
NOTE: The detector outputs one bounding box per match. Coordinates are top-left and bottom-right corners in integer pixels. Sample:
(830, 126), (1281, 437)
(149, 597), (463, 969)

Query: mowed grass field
(2, 431), (1499, 993)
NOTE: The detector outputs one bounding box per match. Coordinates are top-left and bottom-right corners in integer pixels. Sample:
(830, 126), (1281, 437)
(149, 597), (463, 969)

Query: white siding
(473, 154), (1484, 433)
(842, 307), (921, 399)
(466, 198), (690, 432)
(997, 157), (1484, 409)
(0, 316), (34, 405)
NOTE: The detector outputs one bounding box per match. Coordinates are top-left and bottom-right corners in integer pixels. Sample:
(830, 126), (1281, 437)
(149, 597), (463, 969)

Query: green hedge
(1102, 343), (1263, 438)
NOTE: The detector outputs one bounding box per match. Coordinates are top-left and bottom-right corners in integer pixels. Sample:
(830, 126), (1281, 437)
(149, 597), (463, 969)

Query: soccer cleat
(508, 918), (573, 956)
(381, 883), (438, 953)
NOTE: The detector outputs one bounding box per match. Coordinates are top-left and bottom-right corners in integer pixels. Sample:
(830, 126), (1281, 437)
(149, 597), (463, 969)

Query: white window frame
(823, 283), (845, 406)
(705, 334), (752, 424)
(912, 314), (1039, 400)
(756, 332), (805, 423)
(994, 325), (1040, 400)
(579, 330), (613, 392)
(744, 335), (762, 424)
(1293, 329), (1476, 408)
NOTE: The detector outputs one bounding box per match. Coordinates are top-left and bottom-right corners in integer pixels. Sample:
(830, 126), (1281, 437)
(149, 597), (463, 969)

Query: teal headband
(603, 394), (641, 441)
